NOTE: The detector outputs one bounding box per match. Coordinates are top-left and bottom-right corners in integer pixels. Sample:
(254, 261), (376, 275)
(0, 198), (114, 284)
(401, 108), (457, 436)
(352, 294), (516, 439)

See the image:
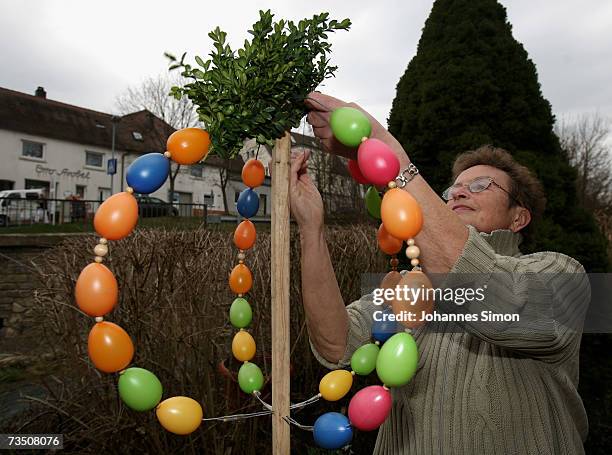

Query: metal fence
(0, 197), (208, 228)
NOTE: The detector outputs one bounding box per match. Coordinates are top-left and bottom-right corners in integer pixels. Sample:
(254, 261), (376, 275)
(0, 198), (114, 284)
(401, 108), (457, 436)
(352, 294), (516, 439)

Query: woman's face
(445, 165), (527, 234)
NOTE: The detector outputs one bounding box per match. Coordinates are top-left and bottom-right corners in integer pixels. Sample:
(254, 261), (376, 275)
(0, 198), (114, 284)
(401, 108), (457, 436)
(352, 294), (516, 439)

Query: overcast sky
(1, 0), (611, 128)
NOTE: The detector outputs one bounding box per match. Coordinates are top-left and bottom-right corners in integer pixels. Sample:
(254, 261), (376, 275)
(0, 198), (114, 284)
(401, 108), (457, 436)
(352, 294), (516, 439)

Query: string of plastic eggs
(72, 107), (432, 449)
(289, 107), (433, 450)
(74, 128), (213, 435)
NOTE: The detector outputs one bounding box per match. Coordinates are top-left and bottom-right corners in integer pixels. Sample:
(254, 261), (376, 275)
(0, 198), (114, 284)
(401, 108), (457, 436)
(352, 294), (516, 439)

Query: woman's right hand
(289, 149), (324, 234)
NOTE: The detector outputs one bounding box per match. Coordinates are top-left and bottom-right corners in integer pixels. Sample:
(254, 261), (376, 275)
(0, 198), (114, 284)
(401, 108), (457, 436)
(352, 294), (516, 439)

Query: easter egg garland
(74, 106), (432, 450)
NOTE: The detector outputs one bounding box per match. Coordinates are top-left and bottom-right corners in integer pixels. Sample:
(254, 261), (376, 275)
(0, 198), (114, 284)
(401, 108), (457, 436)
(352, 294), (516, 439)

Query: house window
(22, 140), (44, 159)
(190, 164), (204, 178)
(76, 185), (86, 198)
(0, 180), (14, 191)
(24, 179), (49, 191)
(86, 151), (104, 168)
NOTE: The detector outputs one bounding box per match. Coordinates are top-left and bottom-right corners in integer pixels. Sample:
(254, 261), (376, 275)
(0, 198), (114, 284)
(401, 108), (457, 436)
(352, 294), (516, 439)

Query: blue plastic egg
(313, 412), (353, 450)
(372, 309), (399, 343)
(237, 188), (260, 218)
(126, 153), (170, 194)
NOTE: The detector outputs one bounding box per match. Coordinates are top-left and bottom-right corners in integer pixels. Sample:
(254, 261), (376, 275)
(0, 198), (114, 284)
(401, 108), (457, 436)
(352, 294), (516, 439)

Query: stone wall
(0, 247), (44, 337)
(0, 234), (90, 338)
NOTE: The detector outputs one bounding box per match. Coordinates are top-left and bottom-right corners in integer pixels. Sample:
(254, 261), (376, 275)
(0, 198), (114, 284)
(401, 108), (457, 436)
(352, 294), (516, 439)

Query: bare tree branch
(556, 113), (612, 212)
(115, 73), (200, 130)
(115, 73), (200, 204)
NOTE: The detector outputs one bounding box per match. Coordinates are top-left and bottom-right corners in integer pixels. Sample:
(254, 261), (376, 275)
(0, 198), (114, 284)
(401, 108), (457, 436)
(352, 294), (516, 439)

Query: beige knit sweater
(310, 225), (590, 454)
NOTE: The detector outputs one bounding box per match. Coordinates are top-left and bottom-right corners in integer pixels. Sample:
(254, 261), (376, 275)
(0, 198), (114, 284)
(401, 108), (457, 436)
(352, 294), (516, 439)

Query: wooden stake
(271, 132), (291, 454)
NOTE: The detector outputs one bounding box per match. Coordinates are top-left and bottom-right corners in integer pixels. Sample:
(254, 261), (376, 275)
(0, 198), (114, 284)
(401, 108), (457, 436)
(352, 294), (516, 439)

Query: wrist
(299, 224), (324, 242)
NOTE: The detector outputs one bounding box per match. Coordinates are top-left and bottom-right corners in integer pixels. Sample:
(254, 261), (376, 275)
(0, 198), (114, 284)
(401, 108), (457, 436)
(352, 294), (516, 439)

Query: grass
(0, 217), (276, 235)
(0, 217), (225, 234)
(0, 222), (94, 234)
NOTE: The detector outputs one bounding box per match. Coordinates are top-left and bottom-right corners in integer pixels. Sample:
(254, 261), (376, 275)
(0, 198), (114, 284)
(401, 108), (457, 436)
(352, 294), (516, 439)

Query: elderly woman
(290, 92), (590, 454)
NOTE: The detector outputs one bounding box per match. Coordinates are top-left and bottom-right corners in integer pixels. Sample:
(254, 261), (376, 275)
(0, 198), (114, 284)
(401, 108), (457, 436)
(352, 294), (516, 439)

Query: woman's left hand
(304, 92), (410, 167)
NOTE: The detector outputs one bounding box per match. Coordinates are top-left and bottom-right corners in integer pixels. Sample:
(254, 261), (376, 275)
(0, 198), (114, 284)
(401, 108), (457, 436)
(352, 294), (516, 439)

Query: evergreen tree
(388, 0), (609, 272)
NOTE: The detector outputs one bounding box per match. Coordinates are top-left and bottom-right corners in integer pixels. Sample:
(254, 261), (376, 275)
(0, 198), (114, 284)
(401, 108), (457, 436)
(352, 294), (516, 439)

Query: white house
(0, 86), (268, 216)
(0, 86), (355, 219)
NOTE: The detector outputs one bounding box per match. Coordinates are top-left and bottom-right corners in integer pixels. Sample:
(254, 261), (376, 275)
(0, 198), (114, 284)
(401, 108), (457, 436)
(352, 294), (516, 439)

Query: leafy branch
(166, 10), (350, 159)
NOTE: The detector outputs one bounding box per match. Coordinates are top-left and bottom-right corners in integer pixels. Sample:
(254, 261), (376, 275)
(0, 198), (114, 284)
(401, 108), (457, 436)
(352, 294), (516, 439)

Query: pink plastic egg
(357, 139), (400, 186)
(347, 385), (392, 431)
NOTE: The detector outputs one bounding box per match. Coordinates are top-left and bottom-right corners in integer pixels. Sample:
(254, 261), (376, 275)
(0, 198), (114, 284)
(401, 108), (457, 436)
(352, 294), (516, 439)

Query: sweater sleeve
(438, 225), (591, 361)
(309, 293), (378, 370)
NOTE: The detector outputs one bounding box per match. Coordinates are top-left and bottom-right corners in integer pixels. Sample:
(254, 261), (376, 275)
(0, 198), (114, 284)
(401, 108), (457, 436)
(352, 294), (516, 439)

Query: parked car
(0, 188), (47, 227)
(135, 195), (178, 217)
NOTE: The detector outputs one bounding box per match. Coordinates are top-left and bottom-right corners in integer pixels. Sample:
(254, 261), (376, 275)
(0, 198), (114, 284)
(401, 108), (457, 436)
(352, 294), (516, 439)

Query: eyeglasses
(442, 176), (521, 205)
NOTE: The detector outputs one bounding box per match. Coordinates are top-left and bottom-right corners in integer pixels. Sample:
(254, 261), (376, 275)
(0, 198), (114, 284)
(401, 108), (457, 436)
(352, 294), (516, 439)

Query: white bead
(164, 151), (172, 158)
(126, 187), (134, 194)
(411, 258), (420, 266)
(95, 316), (103, 322)
(99, 238), (108, 245)
(237, 252), (246, 261)
(94, 243), (108, 257)
(94, 256), (104, 263)
(407, 238), (415, 246)
(406, 245), (420, 259)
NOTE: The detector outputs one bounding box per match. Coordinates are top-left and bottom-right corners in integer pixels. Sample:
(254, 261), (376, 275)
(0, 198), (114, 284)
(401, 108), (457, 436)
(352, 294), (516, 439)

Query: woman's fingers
(290, 152), (304, 188)
(292, 150), (311, 176)
(304, 92), (347, 112)
(305, 92), (365, 160)
(290, 149), (316, 194)
(297, 150), (310, 172)
(307, 111), (330, 128)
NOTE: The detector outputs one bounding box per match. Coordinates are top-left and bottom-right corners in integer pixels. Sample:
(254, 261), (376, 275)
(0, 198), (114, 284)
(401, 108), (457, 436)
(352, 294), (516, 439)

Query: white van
(0, 188), (48, 227)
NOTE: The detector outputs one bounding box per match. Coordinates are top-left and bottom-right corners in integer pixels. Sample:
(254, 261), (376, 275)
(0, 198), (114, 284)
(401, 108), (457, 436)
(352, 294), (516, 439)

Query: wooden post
(271, 132), (291, 454)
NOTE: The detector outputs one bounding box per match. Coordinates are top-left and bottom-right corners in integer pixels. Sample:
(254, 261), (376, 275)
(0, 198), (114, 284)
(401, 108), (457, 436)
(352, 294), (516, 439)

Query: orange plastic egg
(390, 270), (434, 329)
(166, 128), (211, 165)
(379, 270), (402, 307)
(233, 220), (256, 250)
(242, 159), (265, 188)
(232, 330), (256, 362)
(229, 264), (253, 294)
(377, 223), (403, 255)
(75, 263), (118, 317)
(380, 188), (423, 240)
(88, 321), (134, 373)
(93, 192), (138, 240)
